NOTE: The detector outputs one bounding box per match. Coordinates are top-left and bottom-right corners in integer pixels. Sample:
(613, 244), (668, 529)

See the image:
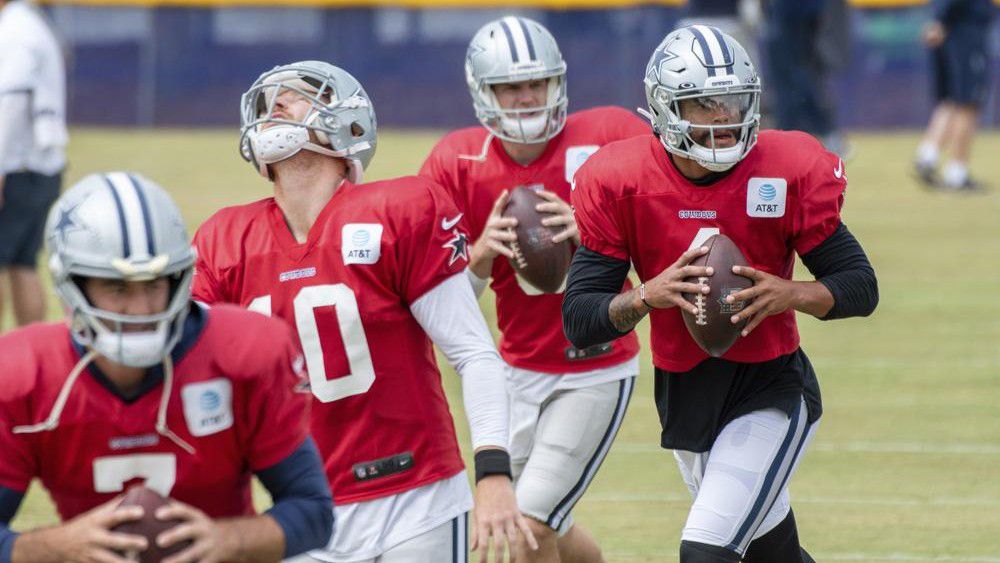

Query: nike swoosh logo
(441, 213), (463, 231)
(833, 159), (844, 179)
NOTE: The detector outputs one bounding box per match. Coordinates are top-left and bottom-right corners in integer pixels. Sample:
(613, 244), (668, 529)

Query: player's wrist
(473, 448), (512, 483)
(636, 283), (654, 311)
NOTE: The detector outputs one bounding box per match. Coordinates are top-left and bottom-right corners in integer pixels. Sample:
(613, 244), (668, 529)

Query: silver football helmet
(640, 25), (761, 172)
(240, 61), (377, 183)
(45, 172), (195, 368)
(465, 16), (568, 144)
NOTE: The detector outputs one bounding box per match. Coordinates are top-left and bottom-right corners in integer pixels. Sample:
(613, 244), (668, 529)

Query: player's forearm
(790, 281), (835, 319)
(608, 288), (650, 333)
(562, 246), (634, 348)
(10, 526), (69, 563)
(468, 245), (495, 279)
(217, 515), (285, 563)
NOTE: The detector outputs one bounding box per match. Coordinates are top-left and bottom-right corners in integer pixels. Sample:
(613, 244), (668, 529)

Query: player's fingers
(731, 297), (767, 324)
(551, 227), (577, 244)
(672, 281), (710, 295)
(492, 526), (506, 563)
(101, 505), (144, 527)
(97, 529), (149, 553)
(671, 295), (700, 315)
(540, 215), (571, 227)
(675, 245), (709, 267)
(678, 265), (713, 279)
(489, 228), (518, 242)
(470, 517), (480, 551)
(741, 312), (766, 337)
(732, 265), (760, 281)
(534, 189), (565, 203)
(534, 201), (564, 214)
(157, 521), (200, 550)
(490, 216), (518, 229)
(477, 527), (490, 563)
(515, 514), (539, 551)
(89, 548), (137, 563)
(487, 240), (516, 259)
(491, 190), (511, 216)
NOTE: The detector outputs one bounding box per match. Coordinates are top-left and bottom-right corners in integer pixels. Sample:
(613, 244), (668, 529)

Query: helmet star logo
(53, 203), (85, 243)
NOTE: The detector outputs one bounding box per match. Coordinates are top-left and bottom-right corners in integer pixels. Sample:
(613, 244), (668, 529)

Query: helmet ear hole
(351, 122), (364, 137)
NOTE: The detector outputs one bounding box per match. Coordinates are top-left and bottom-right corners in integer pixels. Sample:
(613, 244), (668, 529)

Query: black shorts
(932, 31), (991, 107)
(0, 171), (62, 268)
(654, 348), (822, 452)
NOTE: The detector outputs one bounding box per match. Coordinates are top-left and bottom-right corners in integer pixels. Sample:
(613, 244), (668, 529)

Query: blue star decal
(53, 203), (83, 242)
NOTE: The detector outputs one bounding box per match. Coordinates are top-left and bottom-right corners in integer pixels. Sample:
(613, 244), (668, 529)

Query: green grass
(7, 128), (1000, 561)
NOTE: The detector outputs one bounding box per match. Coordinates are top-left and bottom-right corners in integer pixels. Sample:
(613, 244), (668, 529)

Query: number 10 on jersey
(248, 284), (375, 403)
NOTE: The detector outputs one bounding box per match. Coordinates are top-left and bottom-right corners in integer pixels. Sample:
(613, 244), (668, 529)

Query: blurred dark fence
(46, 4), (1000, 128)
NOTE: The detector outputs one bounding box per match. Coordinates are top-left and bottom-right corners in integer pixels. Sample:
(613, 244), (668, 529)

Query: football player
(192, 61), (535, 563)
(562, 26), (878, 562)
(420, 17), (645, 563)
(0, 173), (332, 563)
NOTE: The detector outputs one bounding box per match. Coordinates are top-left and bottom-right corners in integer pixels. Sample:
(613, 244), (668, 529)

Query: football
(681, 234), (754, 357)
(113, 486), (190, 563)
(502, 186), (573, 294)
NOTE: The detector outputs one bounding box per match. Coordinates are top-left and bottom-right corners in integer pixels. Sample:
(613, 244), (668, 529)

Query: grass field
(6, 128), (1000, 561)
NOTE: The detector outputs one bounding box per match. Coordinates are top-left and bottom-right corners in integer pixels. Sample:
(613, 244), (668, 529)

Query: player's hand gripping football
(472, 474), (538, 563)
(534, 189), (580, 245)
(727, 266), (799, 336)
(640, 246), (713, 312)
(32, 496), (148, 563)
(155, 500), (236, 563)
(470, 190), (519, 278)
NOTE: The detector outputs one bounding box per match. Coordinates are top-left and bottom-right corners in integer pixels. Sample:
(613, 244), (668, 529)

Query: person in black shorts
(0, 0), (68, 330)
(914, 0), (993, 191)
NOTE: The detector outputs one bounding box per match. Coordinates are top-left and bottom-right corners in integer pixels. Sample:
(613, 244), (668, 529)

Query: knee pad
(679, 540), (741, 563)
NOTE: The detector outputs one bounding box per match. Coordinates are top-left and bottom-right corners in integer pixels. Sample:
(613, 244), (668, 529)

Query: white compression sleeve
(411, 272), (509, 451)
(466, 268), (490, 298)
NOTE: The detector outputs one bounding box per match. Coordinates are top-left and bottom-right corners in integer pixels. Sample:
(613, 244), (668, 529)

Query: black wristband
(474, 449), (512, 483)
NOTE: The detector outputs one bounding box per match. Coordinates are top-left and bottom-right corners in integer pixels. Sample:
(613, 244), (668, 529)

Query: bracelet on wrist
(639, 283), (655, 310)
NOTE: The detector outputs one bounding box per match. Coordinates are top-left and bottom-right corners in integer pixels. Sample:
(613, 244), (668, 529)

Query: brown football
(502, 186), (573, 294)
(681, 234), (754, 357)
(113, 486), (191, 563)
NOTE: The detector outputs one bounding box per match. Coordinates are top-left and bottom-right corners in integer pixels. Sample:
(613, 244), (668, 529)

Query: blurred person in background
(764, 0), (851, 156)
(0, 0), (67, 330)
(913, 0), (993, 192)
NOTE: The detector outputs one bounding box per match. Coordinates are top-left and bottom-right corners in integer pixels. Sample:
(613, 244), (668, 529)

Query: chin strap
(458, 132), (495, 162)
(13, 349), (196, 456)
(156, 355), (195, 455)
(13, 349), (98, 434)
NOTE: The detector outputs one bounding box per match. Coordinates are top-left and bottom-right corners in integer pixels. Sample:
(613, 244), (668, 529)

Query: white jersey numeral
(688, 227), (720, 250)
(248, 284), (375, 403)
(93, 453), (177, 496)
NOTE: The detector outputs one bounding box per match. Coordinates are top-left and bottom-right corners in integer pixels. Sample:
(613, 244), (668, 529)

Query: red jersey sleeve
(571, 154), (629, 261)
(191, 223), (227, 305)
(792, 147), (847, 256)
(392, 180), (471, 304)
(239, 325), (311, 471)
(0, 340), (38, 492)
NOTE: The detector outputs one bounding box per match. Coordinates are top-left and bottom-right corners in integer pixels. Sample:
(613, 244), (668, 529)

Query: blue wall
(48, 5), (1000, 129)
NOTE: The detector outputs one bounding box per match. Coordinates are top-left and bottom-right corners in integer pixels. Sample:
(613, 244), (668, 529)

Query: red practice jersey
(572, 130), (847, 372)
(0, 305), (309, 521)
(421, 107), (645, 373)
(192, 177), (470, 504)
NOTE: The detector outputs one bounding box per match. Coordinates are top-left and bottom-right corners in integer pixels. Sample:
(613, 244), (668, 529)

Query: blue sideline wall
(48, 5), (1000, 128)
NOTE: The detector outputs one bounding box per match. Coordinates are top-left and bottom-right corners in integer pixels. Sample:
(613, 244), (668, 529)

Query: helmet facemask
(646, 81), (760, 172)
(59, 269), (193, 369)
(474, 74), (568, 144)
(240, 64), (375, 183)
